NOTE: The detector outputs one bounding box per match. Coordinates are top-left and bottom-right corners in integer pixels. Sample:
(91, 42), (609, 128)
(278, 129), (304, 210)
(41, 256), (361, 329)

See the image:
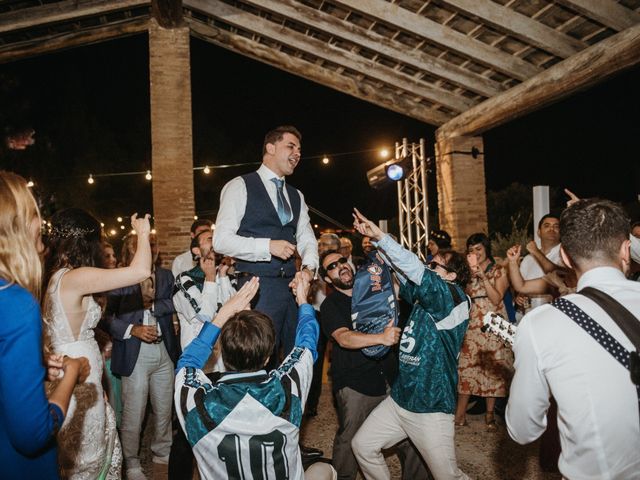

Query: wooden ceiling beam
(187, 18), (452, 126)
(556, 0), (640, 32)
(0, 17), (148, 64)
(332, 0), (541, 81)
(438, 0), (586, 58)
(0, 0), (149, 34)
(218, 0), (504, 98)
(436, 22), (640, 140)
(187, 0), (472, 114)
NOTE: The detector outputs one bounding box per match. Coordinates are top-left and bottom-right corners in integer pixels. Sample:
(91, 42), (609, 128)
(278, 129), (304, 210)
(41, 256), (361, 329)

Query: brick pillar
(435, 135), (487, 250)
(149, 18), (194, 268)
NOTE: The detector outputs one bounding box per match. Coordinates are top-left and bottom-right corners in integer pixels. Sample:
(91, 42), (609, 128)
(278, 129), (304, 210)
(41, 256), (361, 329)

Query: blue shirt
(0, 280), (63, 479)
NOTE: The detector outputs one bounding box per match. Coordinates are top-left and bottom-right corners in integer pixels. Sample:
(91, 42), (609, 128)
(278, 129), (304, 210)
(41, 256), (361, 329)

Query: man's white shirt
(213, 164), (318, 269)
(519, 243), (562, 310)
(506, 267), (640, 480)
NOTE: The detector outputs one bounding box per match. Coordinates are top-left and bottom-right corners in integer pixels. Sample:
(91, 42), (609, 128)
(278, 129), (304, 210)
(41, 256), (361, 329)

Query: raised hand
(214, 276), (260, 327)
(352, 208), (384, 241)
(270, 240), (296, 260)
(564, 188), (580, 208)
(131, 213), (151, 236)
(525, 240), (540, 255)
(294, 272), (311, 306)
(380, 319), (401, 346)
(506, 245), (522, 262)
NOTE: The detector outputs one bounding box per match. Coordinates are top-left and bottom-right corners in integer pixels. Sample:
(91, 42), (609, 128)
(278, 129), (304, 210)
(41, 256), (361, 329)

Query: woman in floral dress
(455, 232), (514, 430)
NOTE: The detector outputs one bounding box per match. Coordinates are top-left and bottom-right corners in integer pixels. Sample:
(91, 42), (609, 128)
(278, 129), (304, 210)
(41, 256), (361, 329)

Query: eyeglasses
(428, 261), (453, 272)
(325, 257), (348, 271)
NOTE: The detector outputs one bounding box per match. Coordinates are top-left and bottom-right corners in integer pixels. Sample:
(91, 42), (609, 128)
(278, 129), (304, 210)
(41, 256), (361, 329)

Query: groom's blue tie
(271, 178), (292, 225)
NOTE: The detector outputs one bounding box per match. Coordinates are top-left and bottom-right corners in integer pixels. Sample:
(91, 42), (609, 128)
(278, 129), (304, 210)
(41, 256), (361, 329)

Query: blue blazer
(106, 267), (179, 377)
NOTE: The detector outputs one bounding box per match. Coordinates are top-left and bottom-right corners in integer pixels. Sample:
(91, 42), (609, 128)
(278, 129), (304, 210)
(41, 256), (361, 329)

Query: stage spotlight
(386, 164), (404, 181)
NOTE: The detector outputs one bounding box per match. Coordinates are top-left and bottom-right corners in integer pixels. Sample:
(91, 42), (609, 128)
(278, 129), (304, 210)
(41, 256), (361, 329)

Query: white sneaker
(152, 454), (170, 465)
(126, 467), (147, 480)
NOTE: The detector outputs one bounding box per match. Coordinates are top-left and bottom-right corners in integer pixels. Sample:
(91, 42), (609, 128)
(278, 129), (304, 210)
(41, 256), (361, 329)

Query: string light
(193, 215), (198, 220)
(87, 174), (94, 184)
(109, 229), (116, 236)
(322, 156), (329, 165)
(120, 225), (125, 230)
(100, 222), (105, 227)
(27, 180), (34, 188)
(117, 217), (123, 223)
(150, 228), (157, 234)
(145, 170), (152, 181)
(203, 166), (211, 174)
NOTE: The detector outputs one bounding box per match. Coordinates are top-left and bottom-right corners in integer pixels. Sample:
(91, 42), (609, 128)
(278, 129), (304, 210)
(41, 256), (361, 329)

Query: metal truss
(396, 138), (430, 261)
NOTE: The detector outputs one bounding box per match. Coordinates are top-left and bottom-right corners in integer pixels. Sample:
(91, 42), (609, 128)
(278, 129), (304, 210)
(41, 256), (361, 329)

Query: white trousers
(352, 397), (469, 480)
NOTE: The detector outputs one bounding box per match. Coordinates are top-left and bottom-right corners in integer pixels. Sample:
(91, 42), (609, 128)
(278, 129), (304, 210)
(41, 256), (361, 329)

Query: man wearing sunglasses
(320, 250), (426, 480)
(351, 209), (472, 480)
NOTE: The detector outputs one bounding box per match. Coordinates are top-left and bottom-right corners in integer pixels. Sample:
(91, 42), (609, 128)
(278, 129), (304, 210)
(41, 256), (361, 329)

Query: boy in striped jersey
(174, 276), (336, 480)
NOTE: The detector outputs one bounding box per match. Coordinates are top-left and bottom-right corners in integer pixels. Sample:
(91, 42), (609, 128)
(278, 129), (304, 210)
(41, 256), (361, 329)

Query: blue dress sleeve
(0, 286), (64, 455)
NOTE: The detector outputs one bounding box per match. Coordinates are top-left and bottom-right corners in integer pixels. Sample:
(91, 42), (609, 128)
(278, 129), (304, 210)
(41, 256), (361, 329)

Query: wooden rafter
(187, 0), (473, 114)
(438, 0), (586, 58)
(222, 0), (504, 97)
(187, 18), (452, 126)
(436, 22), (640, 140)
(332, 0), (541, 81)
(0, 16), (148, 64)
(556, 0), (640, 32)
(0, 0), (149, 34)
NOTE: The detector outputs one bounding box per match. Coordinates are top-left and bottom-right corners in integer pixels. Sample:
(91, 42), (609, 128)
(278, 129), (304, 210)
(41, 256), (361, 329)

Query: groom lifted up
(214, 125), (318, 362)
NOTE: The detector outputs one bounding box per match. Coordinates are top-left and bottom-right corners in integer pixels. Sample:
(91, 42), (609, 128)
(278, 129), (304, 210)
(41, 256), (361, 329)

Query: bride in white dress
(43, 210), (152, 479)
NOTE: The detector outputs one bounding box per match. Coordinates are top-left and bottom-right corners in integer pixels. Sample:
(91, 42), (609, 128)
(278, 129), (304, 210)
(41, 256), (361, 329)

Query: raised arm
(61, 214), (152, 296)
(526, 241), (560, 274)
(352, 208), (424, 285)
(507, 245), (550, 296)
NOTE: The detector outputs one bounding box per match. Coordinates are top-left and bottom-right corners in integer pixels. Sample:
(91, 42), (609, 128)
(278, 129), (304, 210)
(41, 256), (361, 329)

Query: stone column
(435, 135), (487, 250)
(148, 17), (194, 268)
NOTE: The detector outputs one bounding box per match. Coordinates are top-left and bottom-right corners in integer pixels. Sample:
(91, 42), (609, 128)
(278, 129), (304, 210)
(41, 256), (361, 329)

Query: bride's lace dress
(44, 268), (122, 479)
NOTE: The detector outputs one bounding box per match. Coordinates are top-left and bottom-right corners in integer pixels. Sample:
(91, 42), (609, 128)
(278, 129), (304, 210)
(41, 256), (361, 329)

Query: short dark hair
(220, 310), (275, 372)
(560, 199), (630, 270)
(190, 219), (212, 234)
(537, 213), (560, 230)
(443, 251), (471, 288)
(262, 125), (302, 155)
(318, 249), (340, 278)
(466, 232), (493, 261)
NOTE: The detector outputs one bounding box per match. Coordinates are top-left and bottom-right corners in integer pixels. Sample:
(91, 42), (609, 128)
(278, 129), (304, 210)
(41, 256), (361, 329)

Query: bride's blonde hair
(0, 171), (42, 298)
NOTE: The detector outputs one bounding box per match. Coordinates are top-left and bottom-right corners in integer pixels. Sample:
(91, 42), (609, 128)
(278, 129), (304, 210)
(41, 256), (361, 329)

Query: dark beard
(331, 269), (354, 289)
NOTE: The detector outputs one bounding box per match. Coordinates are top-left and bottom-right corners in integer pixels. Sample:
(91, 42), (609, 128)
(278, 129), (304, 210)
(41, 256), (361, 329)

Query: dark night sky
(1, 33), (639, 234)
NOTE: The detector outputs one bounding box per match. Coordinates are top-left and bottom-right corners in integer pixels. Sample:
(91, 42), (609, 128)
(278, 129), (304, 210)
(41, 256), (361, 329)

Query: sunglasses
(428, 261), (453, 272)
(325, 257), (348, 271)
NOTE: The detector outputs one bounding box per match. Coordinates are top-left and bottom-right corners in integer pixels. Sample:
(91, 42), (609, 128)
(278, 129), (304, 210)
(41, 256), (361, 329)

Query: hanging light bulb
(322, 156), (329, 165)
(100, 222), (105, 227)
(120, 225), (125, 230)
(109, 229), (117, 236)
(203, 166), (211, 174)
(145, 170), (152, 180)
(26, 180), (34, 188)
(117, 217), (123, 223)
(193, 215), (198, 220)
(88, 174), (94, 184)
(150, 228), (157, 235)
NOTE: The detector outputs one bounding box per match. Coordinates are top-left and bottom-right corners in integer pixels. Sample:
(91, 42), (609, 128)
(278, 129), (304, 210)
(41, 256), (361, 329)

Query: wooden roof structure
(1, 0), (639, 136)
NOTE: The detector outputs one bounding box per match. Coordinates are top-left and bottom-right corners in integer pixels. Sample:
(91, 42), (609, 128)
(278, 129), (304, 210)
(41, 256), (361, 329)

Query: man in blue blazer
(106, 233), (178, 480)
